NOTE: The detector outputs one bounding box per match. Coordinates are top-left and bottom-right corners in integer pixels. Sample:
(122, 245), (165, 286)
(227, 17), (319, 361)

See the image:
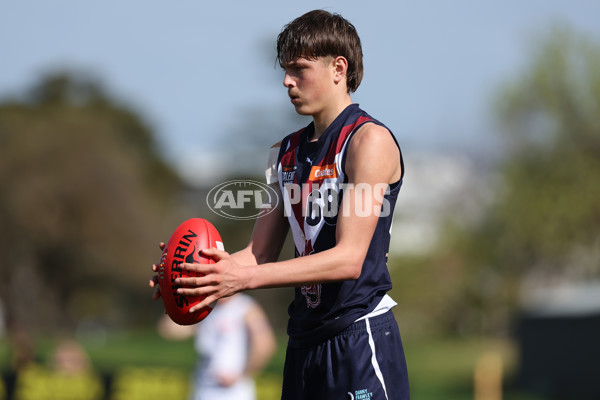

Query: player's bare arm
(229, 190), (289, 266)
(177, 122), (401, 312)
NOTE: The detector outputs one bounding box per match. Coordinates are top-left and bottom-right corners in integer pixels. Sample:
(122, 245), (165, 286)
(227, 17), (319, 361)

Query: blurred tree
(0, 73), (183, 346)
(428, 26), (600, 335)
(393, 27), (600, 334)
(493, 26), (600, 278)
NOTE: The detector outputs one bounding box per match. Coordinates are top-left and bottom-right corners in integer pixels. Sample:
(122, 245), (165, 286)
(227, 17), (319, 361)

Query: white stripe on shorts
(365, 317), (389, 400)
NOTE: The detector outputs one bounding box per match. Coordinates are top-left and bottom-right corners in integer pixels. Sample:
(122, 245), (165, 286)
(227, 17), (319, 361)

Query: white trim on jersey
(366, 317), (390, 400)
(355, 294), (397, 322)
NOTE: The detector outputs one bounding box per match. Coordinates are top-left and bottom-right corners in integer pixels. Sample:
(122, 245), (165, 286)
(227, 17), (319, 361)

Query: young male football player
(151, 9), (409, 399)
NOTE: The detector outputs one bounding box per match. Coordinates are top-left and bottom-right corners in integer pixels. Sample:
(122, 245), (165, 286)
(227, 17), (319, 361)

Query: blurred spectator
(11, 339), (103, 400)
(158, 293), (277, 400)
(50, 339), (92, 376)
(9, 330), (37, 371)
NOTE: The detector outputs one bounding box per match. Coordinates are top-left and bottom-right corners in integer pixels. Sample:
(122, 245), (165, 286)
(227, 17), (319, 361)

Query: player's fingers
(200, 247), (229, 261)
(149, 274), (162, 300)
(176, 284), (214, 297)
(149, 273), (159, 286)
(175, 273), (217, 288)
(158, 241), (166, 250)
(152, 286), (162, 300)
(179, 262), (214, 274)
(189, 295), (219, 313)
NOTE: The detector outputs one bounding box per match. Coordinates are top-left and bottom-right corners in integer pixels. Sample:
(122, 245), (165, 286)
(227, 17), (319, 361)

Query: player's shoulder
(345, 121), (401, 180)
(350, 122), (396, 151)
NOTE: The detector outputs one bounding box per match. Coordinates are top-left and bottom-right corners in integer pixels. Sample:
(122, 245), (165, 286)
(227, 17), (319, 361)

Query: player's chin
(293, 105), (313, 116)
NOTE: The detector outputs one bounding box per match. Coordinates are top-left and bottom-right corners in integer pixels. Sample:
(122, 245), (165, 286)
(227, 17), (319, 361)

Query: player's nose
(283, 72), (295, 88)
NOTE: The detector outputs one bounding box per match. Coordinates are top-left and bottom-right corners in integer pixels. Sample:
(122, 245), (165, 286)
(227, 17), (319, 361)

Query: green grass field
(0, 332), (544, 400)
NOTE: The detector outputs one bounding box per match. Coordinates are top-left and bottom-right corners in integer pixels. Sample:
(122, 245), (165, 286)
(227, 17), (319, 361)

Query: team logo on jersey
(300, 284), (322, 308)
(309, 163), (338, 181)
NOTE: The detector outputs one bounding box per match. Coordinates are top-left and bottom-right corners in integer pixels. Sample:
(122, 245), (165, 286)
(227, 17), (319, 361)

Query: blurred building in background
(392, 151), (495, 256)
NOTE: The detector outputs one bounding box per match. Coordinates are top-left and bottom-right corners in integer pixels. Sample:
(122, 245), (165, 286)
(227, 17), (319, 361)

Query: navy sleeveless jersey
(276, 104), (404, 347)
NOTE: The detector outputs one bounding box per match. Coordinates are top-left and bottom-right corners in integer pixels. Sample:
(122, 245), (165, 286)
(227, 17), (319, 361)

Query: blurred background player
(158, 293), (276, 400)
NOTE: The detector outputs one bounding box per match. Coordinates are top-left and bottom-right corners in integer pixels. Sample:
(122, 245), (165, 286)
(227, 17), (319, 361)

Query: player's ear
(332, 56), (348, 84)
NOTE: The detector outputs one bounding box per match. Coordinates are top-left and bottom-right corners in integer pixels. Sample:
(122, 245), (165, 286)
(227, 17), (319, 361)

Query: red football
(157, 218), (224, 325)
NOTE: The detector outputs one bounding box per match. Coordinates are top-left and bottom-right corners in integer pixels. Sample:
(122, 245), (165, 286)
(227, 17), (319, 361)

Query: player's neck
(310, 95), (353, 141)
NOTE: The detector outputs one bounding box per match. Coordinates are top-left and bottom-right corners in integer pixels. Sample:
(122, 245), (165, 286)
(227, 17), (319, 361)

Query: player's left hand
(175, 247), (249, 313)
(148, 242), (166, 300)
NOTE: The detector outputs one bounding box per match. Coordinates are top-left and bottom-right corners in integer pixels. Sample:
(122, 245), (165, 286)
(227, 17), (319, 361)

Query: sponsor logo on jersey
(309, 163), (338, 181)
(349, 388), (374, 400)
(282, 165), (296, 184)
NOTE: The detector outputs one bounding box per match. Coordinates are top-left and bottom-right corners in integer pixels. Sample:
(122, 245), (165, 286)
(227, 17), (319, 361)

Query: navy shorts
(281, 311), (410, 400)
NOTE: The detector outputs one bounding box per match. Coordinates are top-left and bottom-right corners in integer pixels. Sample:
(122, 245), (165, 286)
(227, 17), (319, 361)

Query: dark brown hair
(276, 10), (364, 93)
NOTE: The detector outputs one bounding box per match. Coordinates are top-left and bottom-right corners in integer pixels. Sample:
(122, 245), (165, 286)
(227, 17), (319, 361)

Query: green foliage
(492, 26), (600, 276)
(0, 73), (182, 338)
